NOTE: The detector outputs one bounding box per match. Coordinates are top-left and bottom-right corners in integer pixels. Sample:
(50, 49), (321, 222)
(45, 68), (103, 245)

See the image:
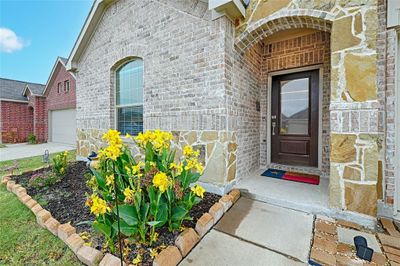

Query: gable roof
(67, 0), (115, 71)
(42, 56), (72, 96)
(0, 78), (45, 102)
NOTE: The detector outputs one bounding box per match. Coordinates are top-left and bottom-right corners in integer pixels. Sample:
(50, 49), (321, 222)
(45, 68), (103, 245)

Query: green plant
(27, 133), (36, 144)
(85, 129), (205, 252)
(28, 171), (60, 188)
(52, 151), (69, 176)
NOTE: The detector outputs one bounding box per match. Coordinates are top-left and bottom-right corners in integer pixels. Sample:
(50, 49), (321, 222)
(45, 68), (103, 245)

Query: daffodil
(170, 162), (183, 175)
(152, 171), (171, 193)
(191, 184), (205, 198)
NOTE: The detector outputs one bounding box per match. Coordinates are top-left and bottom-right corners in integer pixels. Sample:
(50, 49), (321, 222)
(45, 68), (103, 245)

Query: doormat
(261, 168), (320, 185)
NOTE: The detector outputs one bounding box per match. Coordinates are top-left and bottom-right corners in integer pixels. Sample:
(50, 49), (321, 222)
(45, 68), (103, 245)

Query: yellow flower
(105, 174), (114, 187)
(123, 187), (135, 202)
(86, 175), (97, 190)
(149, 248), (158, 258)
(134, 130), (173, 152)
(89, 195), (111, 216)
(125, 133), (131, 139)
(183, 145), (193, 157)
(90, 160), (100, 169)
(152, 172), (171, 193)
(60, 167), (65, 174)
(170, 162), (183, 175)
(132, 254), (142, 265)
(191, 184), (205, 198)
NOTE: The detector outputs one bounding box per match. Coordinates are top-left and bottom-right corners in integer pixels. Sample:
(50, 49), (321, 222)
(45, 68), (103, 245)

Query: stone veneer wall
(77, 129), (237, 189)
(233, 0), (383, 217)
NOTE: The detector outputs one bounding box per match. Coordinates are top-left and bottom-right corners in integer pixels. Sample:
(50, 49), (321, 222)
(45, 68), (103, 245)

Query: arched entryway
(232, 9), (335, 216)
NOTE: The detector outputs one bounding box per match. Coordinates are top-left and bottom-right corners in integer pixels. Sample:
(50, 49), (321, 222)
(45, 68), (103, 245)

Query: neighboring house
(0, 57), (77, 145)
(0, 78), (44, 143)
(67, 0), (400, 221)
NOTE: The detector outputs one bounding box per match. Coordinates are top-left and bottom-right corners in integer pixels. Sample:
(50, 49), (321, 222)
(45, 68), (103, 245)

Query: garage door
(50, 109), (76, 145)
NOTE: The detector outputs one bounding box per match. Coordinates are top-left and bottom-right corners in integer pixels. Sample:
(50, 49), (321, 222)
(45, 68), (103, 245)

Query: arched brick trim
(235, 9), (335, 53)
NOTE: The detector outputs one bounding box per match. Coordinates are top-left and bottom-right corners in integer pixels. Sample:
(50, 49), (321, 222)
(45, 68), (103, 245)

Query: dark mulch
(12, 161), (94, 232)
(11, 162), (221, 265)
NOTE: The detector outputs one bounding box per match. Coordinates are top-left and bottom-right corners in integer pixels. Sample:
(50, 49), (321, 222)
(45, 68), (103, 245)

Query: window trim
(114, 58), (144, 136)
(57, 82), (62, 94)
(64, 80), (70, 93)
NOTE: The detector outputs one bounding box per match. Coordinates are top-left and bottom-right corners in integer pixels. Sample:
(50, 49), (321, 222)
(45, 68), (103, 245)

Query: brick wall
(0, 101), (33, 143)
(75, 0), (228, 133)
(45, 63), (76, 111)
(28, 95), (47, 142)
(262, 31), (331, 177)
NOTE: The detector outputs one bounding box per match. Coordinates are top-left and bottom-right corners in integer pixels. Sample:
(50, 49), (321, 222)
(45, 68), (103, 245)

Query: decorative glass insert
(280, 78), (309, 135)
(116, 59), (143, 136)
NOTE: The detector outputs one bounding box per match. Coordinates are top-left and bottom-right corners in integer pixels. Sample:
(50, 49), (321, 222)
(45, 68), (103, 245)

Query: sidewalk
(0, 142), (75, 162)
(181, 197), (314, 265)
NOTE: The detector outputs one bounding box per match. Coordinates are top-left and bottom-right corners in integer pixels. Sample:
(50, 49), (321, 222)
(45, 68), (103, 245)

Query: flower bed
(2, 129), (242, 265)
(3, 162), (239, 265)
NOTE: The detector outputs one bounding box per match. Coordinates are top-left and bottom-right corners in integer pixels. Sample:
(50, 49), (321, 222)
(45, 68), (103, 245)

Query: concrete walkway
(0, 142), (75, 162)
(180, 197), (314, 265)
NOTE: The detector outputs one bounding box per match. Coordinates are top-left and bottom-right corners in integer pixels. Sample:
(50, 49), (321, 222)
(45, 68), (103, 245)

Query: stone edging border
(1, 174), (241, 266)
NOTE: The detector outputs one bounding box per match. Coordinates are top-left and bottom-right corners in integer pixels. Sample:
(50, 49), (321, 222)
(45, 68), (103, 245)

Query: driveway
(180, 197), (314, 265)
(0, 142), (75, 162)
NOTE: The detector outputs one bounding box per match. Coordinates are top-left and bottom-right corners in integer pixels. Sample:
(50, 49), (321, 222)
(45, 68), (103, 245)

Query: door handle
(272, 121), (276, 136)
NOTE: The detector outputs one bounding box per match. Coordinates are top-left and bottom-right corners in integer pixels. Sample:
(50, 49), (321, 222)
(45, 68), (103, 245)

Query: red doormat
(261, 168), (320, 185)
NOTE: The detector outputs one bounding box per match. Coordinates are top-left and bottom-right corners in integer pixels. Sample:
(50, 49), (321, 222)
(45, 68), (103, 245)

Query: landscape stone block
(36, 209), (51, 227)
(229, 189), (240, 203)
(208, 202), (224, 223)
(66, 233), (85, 253)
(219, 195), (233, 212)
(58, 223), (76, 241)
(175, 228), (200, 257)
(99, 253), (125, 266)
(153, 246), (182, 266)
(45, 217), (60, 236)
(76, 245), (103, 266)
(195, 213), (214, 237)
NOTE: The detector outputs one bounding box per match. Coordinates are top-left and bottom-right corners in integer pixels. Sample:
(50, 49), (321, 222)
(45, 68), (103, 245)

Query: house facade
(0, 57), (77, 144)
(68, 0), (400, 221)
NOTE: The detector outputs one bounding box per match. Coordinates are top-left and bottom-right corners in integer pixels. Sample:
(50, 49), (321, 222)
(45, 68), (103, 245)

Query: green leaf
(147, 221), (162, 227)
(93, 221), (111, 238)
(112, 220), (137, 236)
(190, 173), (201, 184)
(140, 202), (150, 220)
(115, 205), (138, 226)
(156, 203), (168, 227)
(171, 206), (188, 221)
(145, 142), (154, 162)
(91, 168), (106, 189)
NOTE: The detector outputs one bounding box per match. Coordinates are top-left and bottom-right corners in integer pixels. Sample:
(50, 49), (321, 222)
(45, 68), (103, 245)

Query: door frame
(395, 31), (400, 216)
(266, 65), (323, 170)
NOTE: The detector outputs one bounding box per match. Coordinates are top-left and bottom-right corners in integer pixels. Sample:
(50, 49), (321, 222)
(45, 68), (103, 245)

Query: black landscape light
(354, 236), (374, 262)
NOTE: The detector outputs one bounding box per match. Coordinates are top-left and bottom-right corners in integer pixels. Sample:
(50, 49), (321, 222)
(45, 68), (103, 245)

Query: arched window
(116, 59), (143, 136)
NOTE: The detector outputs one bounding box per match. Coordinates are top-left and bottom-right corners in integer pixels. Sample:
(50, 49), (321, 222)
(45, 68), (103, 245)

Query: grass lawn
(0, 150), (82, 265)
(0, 150), (76, 177)
(0, 185), (82, 265)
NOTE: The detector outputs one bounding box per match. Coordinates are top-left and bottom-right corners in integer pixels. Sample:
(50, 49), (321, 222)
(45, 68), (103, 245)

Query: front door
(271, 70), (319, 167)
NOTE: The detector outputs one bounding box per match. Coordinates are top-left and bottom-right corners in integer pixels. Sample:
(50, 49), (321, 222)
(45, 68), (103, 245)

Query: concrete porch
(235, 170), (376, 228)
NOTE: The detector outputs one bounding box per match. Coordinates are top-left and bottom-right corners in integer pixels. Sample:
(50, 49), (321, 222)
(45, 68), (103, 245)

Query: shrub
(27, 133), (36, 144)
(85, 129), (205, 251)
(29, 171), (60, 188)
(52, 151), (69, 176)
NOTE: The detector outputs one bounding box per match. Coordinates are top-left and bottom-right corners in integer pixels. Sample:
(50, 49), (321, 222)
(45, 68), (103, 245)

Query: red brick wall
(29, 96), (47, 142)
(263, 31), (329, 72)
(0, 101), (33, 143)
(46, 63), (76, 111)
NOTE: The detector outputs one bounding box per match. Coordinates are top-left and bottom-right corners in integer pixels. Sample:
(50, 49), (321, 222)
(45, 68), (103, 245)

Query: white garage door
(50, 109), (76, 145)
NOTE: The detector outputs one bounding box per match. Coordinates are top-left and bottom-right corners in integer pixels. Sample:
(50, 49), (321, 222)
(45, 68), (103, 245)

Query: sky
(0, 0), (93, 84)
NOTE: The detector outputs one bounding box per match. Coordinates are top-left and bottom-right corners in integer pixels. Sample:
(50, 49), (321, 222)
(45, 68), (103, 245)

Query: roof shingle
(0, 78), (45, 101)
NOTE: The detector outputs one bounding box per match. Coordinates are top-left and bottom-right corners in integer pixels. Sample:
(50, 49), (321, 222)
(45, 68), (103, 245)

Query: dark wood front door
(271, 70), (319, 167)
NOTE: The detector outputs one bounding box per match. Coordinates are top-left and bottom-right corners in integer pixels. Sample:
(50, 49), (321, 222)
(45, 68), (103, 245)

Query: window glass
(64, 80), (70, 93)
(280, 78), (309, 135)
(116, 59), (143, 136)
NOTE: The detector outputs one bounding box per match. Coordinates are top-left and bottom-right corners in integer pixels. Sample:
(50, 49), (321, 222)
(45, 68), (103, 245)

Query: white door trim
(266, 64), (323, 170)
(395, 31), (400, 215)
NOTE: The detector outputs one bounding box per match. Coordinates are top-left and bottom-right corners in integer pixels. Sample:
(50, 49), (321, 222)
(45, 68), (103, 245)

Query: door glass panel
(280, 78), (309, 135)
